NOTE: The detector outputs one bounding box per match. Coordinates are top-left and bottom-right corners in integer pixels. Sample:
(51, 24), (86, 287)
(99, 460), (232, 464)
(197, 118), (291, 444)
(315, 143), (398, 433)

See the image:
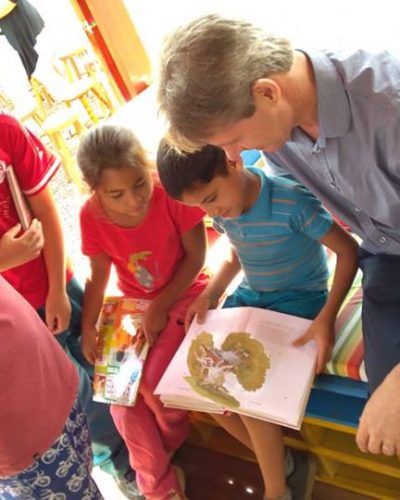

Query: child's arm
(81, 252), (112, 364)
(143, 221), (206, 346)
(294, 221), (359, 372)
(29, 186), (71, 334)
(0, 219), (44, 271)
(184, 245), (241, 331)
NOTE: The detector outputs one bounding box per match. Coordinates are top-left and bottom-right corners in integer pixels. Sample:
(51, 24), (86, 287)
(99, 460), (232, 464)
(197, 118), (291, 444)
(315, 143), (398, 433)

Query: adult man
(157, 14), (400, 457)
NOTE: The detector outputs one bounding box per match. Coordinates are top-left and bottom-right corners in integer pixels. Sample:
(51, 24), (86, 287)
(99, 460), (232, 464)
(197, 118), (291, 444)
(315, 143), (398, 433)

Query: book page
(157, 306), (317, 428)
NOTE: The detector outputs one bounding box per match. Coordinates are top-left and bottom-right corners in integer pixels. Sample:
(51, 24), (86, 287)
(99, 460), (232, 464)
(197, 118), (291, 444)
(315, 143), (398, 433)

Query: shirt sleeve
(1, 114), (60, 195)
(80, 201), (104, 256)
(289, 185), (333, 240)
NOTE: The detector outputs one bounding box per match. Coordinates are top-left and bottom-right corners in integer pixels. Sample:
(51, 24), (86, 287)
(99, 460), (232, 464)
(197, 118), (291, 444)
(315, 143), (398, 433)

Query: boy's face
(180, 159), (256, 219)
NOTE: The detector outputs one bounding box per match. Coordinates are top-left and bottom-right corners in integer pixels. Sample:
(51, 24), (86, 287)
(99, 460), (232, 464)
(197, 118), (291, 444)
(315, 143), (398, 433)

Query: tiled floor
(92, 443), (372, 500)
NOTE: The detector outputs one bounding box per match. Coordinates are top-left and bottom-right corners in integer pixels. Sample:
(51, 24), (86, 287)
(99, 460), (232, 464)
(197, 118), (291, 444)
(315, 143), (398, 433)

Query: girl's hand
(81, 326), (99, 365)
(45, 289), (72, 335)
(143, 301), (169, 346)
(292, 317), (335, 373)
(0, 219), (44, 271)
(184, 291), (219, 332)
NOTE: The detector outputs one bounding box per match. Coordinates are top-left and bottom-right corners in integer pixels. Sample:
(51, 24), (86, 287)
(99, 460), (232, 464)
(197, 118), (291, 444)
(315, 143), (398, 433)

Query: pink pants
(111, 286), (205, 499)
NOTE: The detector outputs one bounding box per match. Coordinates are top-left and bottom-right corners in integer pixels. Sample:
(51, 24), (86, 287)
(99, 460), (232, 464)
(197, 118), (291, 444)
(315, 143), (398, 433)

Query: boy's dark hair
(156, 139), (229, 199)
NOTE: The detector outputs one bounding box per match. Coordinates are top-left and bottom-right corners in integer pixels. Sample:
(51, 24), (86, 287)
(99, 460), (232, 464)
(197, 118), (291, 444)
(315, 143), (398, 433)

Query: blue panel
(306, 387), (367, 428)
(314, 374), (369, 399)
(241, 149), (262, 166)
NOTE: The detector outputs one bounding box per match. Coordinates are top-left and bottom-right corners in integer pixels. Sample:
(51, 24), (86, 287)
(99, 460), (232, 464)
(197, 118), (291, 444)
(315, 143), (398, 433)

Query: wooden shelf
(188, 402), (400, 499)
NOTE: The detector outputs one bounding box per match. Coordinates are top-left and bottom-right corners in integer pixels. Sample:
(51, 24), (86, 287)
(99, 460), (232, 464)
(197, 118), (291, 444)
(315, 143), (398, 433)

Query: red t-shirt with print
(80, 182), (207, 299)
(0, 113), (72, 308)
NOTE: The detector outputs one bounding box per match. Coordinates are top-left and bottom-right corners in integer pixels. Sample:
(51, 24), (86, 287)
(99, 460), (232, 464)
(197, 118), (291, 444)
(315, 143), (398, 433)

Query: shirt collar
(299, 49), (352, 140)
(236, 167), (271, 221)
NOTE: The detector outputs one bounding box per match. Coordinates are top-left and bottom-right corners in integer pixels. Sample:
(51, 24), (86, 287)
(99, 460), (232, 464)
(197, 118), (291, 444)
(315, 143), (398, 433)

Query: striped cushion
(325, 251), (366, 381)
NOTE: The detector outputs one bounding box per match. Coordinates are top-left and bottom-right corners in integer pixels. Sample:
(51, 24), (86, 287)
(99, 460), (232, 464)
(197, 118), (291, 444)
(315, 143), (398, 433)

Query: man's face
(180, 159), (251, 219)
(206, 81), (294, 161)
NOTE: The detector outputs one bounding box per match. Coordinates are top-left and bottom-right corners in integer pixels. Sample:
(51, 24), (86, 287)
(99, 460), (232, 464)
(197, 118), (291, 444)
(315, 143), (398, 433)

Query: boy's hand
(143, 301), (168, 346)
(0, 219), (44, 271)
(81, 327), (99, 365)
(292, 317), (334, 373)
(184, 292), (219, 332)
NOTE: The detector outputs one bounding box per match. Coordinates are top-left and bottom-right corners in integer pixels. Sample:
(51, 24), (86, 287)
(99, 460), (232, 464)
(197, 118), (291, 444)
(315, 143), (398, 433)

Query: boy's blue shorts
(223, 283), (327, 321)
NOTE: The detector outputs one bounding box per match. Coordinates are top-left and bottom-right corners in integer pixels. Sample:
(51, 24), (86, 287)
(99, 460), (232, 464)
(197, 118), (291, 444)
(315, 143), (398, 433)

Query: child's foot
(168, 465), (187, 500)
(114, 468), (144, 499)
(286, 450), (316, 500)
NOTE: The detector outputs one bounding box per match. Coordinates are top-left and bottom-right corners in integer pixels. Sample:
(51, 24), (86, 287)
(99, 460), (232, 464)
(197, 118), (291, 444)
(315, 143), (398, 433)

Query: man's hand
(356, 364), (400, 456)
(45, 290), (71, 334)
(292, 317), (334, 373)
(184, 291), (219, 331)
(0, 219), (44, 271)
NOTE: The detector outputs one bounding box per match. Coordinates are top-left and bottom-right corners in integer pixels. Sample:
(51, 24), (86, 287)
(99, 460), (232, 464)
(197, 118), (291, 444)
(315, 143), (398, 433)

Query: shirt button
(379, 236), (386, 244)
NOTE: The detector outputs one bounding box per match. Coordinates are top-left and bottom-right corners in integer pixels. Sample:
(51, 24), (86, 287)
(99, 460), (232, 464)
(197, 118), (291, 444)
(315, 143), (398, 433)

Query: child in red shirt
(77, 124), (208, 499)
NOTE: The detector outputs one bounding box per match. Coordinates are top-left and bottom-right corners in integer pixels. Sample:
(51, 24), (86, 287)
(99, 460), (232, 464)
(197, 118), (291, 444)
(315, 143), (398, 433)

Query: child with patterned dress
(0, 276), (102, 500)
(77, 125), (208, 500)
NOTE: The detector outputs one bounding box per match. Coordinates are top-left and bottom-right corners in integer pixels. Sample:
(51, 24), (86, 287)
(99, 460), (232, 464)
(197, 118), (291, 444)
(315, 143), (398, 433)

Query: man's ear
(252, 78), (281, 103)
(227, 156), (243, 172)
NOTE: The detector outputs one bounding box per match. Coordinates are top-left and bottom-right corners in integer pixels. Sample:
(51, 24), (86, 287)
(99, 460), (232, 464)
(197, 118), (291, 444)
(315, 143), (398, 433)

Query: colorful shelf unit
(188, 375), (400, 499)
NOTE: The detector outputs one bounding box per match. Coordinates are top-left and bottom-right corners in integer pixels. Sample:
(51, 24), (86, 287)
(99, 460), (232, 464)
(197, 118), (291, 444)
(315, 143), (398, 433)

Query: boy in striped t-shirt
(157, 141), (358, 500)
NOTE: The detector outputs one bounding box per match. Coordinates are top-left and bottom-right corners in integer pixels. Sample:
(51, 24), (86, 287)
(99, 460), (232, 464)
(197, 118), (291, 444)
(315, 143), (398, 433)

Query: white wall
(124, 0), (400, 71)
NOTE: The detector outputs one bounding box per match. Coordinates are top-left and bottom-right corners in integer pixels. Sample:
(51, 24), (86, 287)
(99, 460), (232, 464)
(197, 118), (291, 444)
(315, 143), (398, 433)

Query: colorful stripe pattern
(325, 252), (366, 381)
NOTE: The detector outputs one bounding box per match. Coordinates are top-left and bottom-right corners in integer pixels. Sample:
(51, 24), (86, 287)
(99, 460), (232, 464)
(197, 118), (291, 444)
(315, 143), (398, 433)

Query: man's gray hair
(158, 14), (293, 150)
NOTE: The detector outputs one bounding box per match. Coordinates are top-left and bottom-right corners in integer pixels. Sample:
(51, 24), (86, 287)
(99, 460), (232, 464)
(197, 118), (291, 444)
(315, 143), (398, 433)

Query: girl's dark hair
(77, 125), (150, 189)
(156, 139), (228, 199)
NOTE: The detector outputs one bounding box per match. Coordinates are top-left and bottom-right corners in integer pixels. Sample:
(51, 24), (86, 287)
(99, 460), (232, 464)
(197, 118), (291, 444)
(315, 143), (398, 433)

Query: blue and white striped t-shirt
(213, 167), (333, 292)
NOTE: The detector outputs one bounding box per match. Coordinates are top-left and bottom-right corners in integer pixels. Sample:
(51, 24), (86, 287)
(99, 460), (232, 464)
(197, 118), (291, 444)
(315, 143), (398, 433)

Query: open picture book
(155, 307), (317, 429)
(93, 296), (150, 406)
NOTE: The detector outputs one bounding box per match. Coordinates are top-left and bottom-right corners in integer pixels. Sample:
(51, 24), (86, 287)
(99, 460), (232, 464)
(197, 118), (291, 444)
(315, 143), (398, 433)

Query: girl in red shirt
(78, 125), (208, 500)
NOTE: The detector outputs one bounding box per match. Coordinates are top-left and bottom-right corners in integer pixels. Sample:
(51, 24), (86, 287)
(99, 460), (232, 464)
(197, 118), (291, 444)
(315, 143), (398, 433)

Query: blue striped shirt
(267, 49), (400, 255)
(213, 167), (333, 292)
